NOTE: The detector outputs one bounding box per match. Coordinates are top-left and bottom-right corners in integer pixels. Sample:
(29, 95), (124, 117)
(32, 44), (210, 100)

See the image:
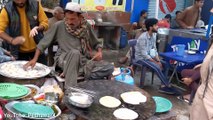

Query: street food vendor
(24, 2), (114, 88)
(176, 0), (204, 29)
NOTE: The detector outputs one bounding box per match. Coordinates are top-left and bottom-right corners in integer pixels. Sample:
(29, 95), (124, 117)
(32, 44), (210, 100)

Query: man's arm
(176, 9), (189, 29)
(24, 22), (59, 68)
(0, 8), (10, 43)
(37, 2), (48, 31)
(87, 23), (103, 61)
(0, 8), (25, 45)
(24, 48), (41, 69)
(29, 1), (49, 37)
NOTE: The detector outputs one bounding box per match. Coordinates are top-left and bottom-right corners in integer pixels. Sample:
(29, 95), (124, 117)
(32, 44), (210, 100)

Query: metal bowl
(68, 92), (93, 108)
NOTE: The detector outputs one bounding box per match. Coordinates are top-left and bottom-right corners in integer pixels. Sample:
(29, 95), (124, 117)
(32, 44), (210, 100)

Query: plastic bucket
(176, 44), (185, 56)
(114, 68), (134, 85)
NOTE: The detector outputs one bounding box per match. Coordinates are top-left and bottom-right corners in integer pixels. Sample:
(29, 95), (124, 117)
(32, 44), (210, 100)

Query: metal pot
(157, 28), (170, 52)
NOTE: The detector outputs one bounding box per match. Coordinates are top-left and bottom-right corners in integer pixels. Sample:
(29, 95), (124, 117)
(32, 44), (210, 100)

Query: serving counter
(168, 29), (209, 43)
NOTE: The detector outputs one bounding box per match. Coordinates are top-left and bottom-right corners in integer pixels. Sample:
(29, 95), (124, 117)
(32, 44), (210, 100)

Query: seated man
(135, 18), (176, 94)
(24, 2), (114, 88)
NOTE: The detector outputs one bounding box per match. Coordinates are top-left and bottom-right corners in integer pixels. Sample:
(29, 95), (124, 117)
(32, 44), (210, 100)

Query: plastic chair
(128, 39), (155, 87)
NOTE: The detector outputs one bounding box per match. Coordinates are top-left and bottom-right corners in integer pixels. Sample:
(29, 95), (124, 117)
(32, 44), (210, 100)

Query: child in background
(0, 47), (15, 63)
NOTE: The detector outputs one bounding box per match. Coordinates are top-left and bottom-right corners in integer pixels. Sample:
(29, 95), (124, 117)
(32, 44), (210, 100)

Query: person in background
(171, 11), (182, 29)
(130, 10), (147, 34)
(0, 0), (48, 63)
(135, 18), (177, 94)
(190, 8), (213, 120)
(157, 14), (172, 28)
(24, 2), (114, 88)
(119, 10), (147, 64)
(0, 47), (15, 63)
(176, 0), (204, 29)
(48, 6), (64, 29)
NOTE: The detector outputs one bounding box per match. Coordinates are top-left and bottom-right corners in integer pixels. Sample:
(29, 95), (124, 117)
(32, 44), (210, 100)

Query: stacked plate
(5, 101), (61, 119)
(0, 83), (30, 100)
(13, 102), (55, 118)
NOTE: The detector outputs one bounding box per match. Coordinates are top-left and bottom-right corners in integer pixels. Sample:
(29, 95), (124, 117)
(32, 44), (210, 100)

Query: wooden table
(64, 80), (156, 120)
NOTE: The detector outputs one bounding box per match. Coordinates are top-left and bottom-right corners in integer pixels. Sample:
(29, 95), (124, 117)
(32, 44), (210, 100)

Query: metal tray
(0, 61), (51, 79)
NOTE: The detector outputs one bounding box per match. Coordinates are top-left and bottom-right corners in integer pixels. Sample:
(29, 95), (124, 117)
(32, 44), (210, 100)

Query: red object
(33, 93), (45, 101)
(0, 106), (4, 120)
(95, 6), (105, 11)
(158, 19), (170, 28)
(159, 0), (176, 14)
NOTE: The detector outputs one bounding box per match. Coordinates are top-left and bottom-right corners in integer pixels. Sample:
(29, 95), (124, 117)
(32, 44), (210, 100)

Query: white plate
(99, 96), (121, 108)
(22, 84), (40, 100)
(121, 91), (147, 105)
(0, 61), (51, 79)
(113, 108), (138, 120)
(187, 50), (196, 54)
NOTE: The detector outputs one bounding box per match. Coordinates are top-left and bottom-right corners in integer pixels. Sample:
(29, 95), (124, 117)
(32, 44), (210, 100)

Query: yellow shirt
(0, 2), (48, 52)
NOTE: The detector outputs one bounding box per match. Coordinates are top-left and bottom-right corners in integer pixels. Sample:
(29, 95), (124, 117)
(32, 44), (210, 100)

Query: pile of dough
(121, 91), (147, 105)
(99, 96), (121, 108)
(113, 108), (138, 120)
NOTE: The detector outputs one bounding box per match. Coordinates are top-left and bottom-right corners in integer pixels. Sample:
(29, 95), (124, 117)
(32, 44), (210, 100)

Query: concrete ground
(102, 47), (190, 120)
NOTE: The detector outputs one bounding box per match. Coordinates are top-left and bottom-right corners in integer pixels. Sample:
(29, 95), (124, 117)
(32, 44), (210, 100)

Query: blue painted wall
(201, 0), (213, 25)
(130, 0), (149, 23)
(125, 0), (132, 12)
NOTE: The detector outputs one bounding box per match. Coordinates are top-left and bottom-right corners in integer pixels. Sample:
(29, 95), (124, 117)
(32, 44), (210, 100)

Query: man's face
(196, 0), (204, 8)
(65, 11), (81, 29)
(151, 24), (158, 33)
(56, 10), (64, 20)
(143, 13), (148, 19)
(13, 0), (27, 8)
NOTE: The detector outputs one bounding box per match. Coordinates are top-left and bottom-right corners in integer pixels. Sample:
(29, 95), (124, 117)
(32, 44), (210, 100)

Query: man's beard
(152, 29), (157, 33)
(69, 24), (77, 29)
(15, 3), (25, 8)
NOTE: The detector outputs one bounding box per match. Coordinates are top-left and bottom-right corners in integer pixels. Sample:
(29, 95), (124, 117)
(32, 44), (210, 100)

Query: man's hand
(93, 51), (102, 61)
(29, 26), (39, 37)
(156, 61), (163, 70)
(182, 77), (193, 86)
(186, 26), (194, 29)
(23, 59), (37, 70)
(11, 56), (15, 61)
(12, 36), (25, 45)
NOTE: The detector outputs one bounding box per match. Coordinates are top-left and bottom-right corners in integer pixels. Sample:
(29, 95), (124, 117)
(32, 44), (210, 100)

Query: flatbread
(113, 108), (138, 120)
(121, 91), (147, 105)
(99, 96), (121, 108)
